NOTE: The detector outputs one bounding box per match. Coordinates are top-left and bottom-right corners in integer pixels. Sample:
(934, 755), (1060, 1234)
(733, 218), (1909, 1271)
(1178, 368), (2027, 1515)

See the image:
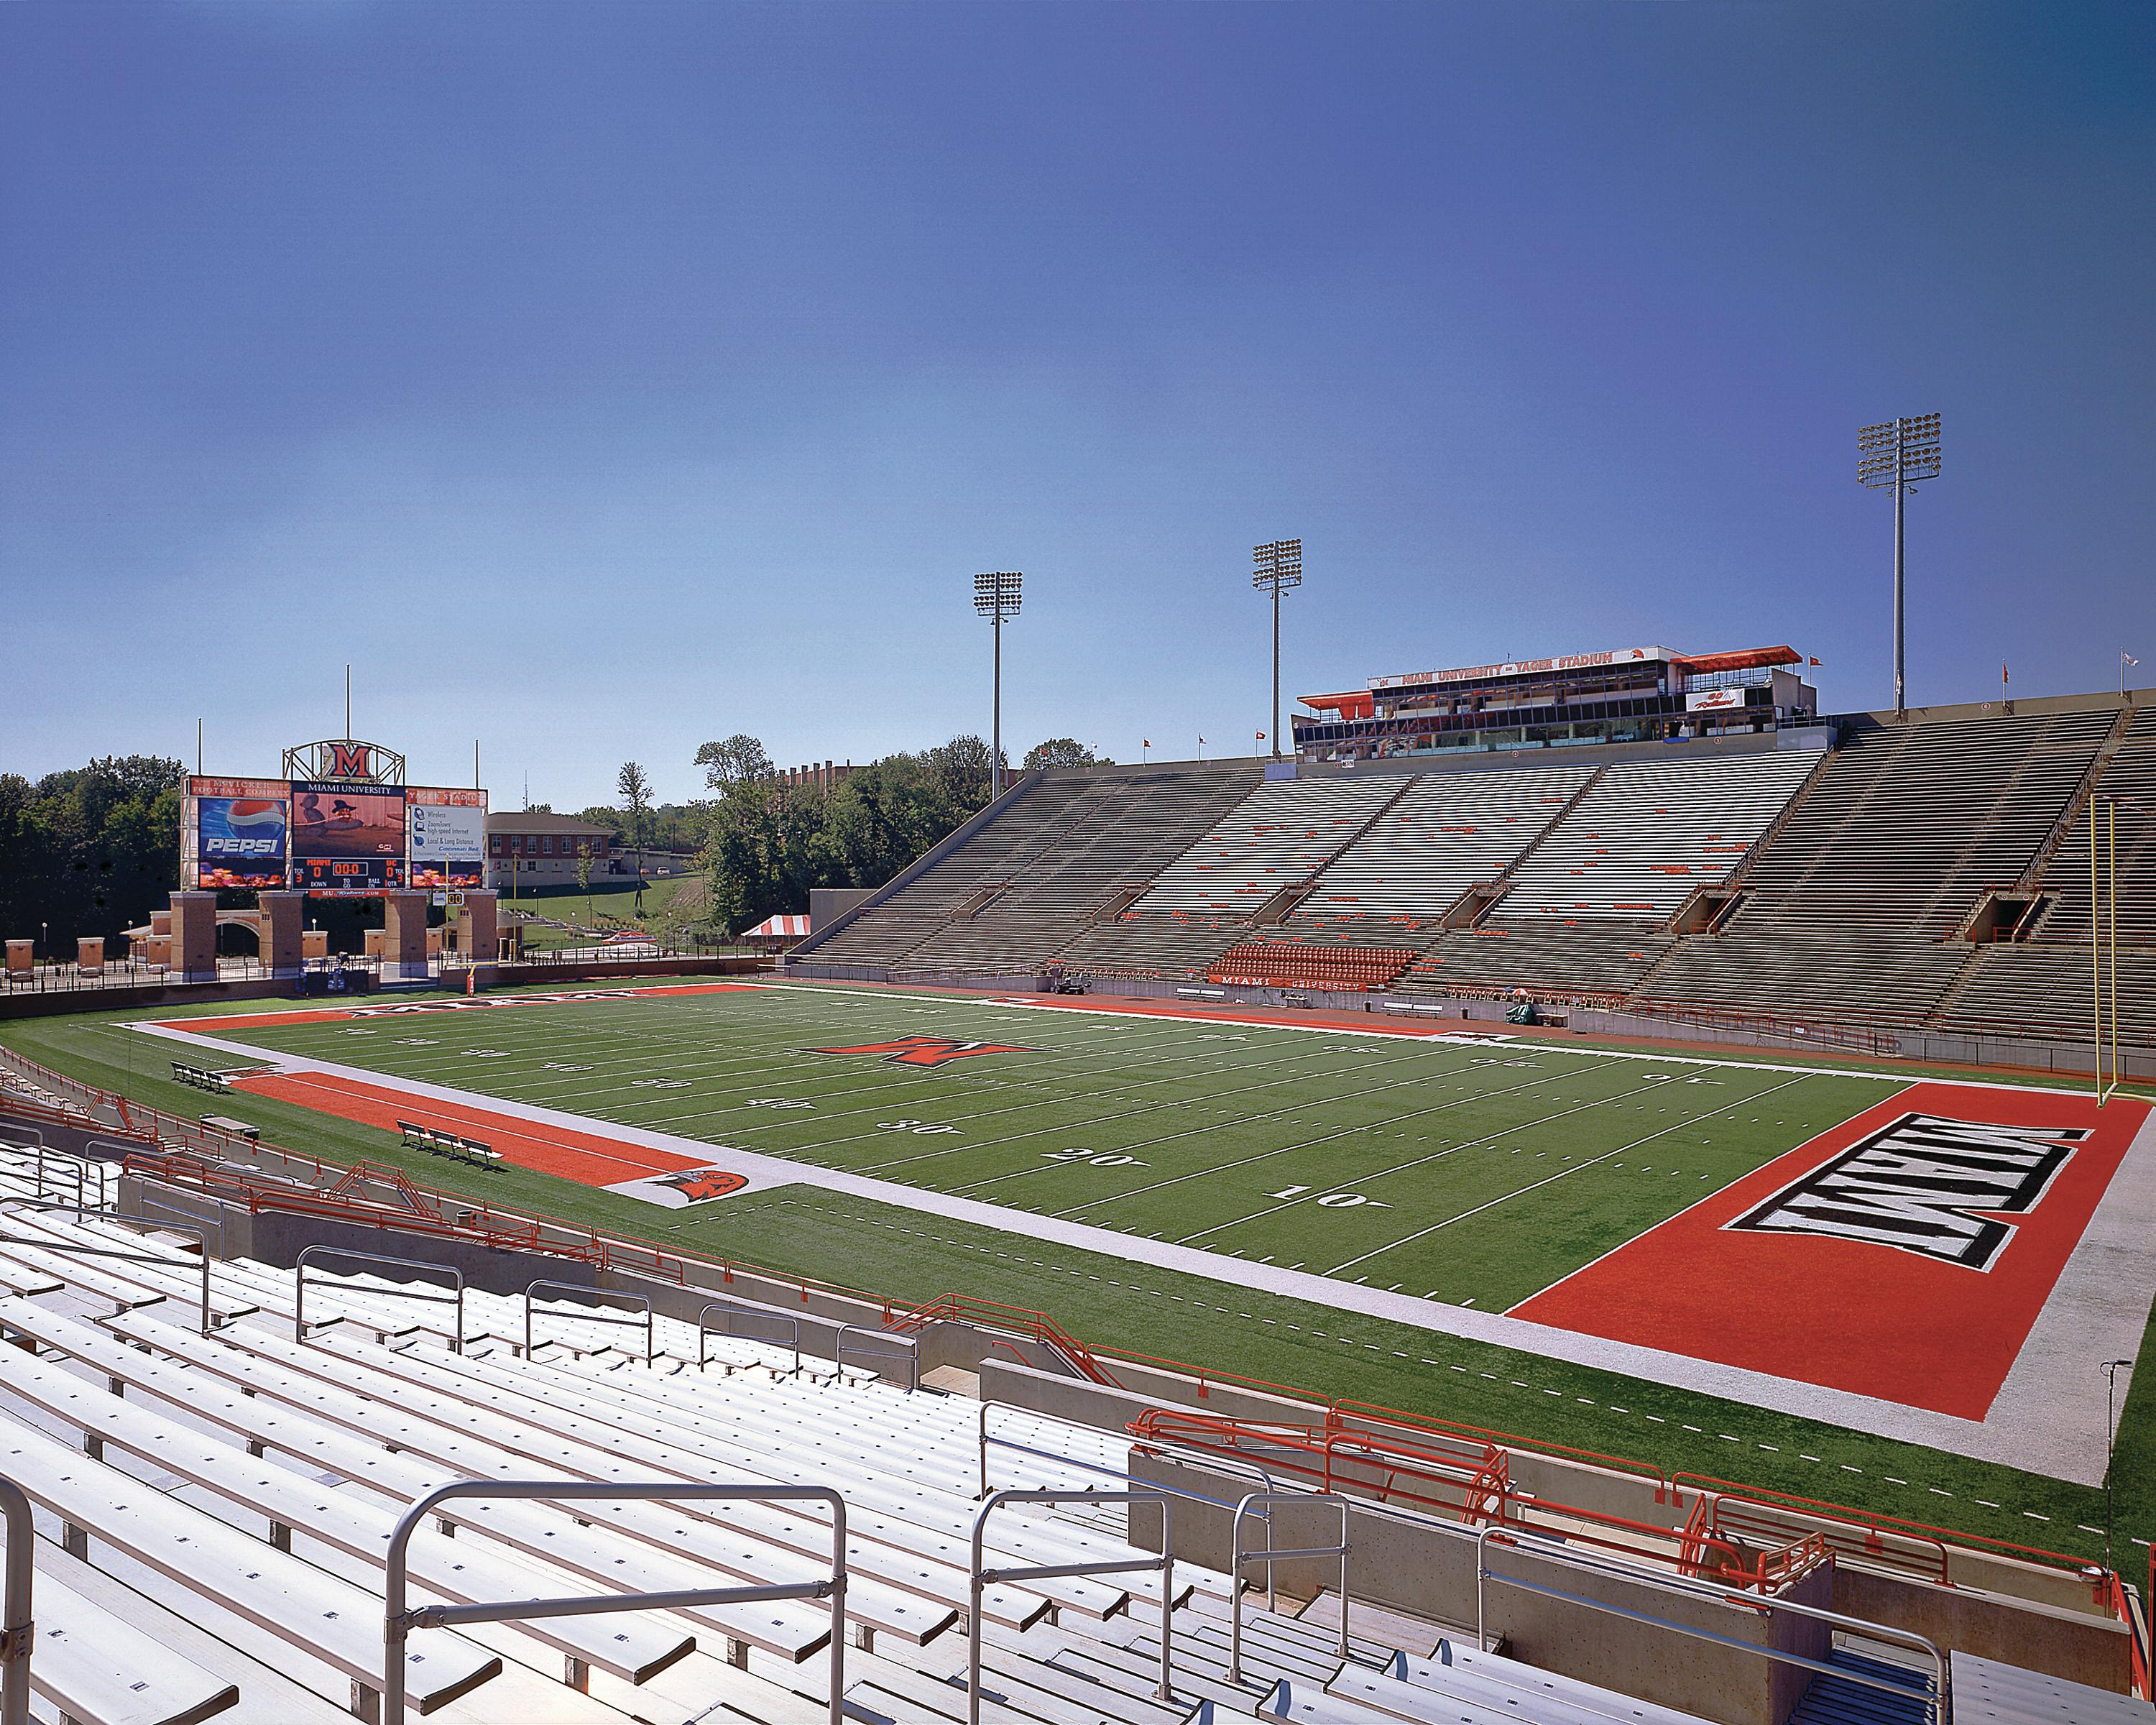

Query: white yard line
(129, 1013), (2122, 1481)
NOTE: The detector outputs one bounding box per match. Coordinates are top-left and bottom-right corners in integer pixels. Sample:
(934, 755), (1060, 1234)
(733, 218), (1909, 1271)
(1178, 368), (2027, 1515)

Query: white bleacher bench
(167, 1063), (231, 1095)
(1175, 987), (1227, 1000)
(198, 1115), (259, 1141)
(397, 1120), (502, 1167)
(9, 1553), (241, 1725)
(0, 1412), (503, 1716)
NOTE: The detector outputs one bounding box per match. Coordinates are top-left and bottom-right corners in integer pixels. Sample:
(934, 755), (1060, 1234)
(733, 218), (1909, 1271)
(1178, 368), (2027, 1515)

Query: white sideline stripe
(126, 1018), (2123, 1480)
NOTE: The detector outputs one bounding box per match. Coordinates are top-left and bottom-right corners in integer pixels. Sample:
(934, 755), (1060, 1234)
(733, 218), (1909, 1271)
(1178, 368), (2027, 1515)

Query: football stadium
(3, 9), (2152, 1725)
(1, 658), (2152, 1725)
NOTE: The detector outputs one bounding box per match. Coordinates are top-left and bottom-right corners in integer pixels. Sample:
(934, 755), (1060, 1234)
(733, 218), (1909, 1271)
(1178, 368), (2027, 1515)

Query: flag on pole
(1256, 731), (1265, 742)
(1142, 739), (1151, 748)
(1807, 656), (1822, 666)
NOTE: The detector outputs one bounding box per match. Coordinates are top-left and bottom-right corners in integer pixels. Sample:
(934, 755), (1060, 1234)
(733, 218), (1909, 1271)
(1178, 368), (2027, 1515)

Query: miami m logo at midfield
(811, 1036), (1037, 1067)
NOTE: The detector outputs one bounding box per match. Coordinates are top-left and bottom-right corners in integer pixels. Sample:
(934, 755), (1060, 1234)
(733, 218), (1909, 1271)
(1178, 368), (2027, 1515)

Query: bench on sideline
(168, 1062), (232, 1095)
(397, 1119), (502, 1167)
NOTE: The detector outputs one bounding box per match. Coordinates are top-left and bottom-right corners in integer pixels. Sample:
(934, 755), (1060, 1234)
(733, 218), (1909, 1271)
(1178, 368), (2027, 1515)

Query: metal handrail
(295, 1245), (466, 1354)
(698, 1297), (801, 1376)
(0, 1201), (213, 1334)
(833, 1322), (918, 1392)
(525, 1279), (653, 1366)
(970, 1489), (1175, 1725)
(131, 1191), (226, 1261)
(1475, 1524), (1948, 1725)
(1230, 1491), (1349, 1683)
(382, 1478), (847, 1723)
(0, 1475), (30, 1725)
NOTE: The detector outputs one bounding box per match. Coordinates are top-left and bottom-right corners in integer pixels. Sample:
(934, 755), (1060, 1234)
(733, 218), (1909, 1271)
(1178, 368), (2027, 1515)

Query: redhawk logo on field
(811, 1036), (1038, 1067)
(1725, 1113), (2090, 1271)
(653, 1168), (748, 1203)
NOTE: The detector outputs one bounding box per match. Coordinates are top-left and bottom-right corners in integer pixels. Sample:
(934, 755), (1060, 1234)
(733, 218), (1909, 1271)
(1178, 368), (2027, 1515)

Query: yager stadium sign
(1725, 1113), (2088, 1271)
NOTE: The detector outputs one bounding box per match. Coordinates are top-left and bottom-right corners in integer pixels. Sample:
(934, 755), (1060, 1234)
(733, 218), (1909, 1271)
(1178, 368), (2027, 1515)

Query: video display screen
(185, 776), (290, 888)
(289, 781), (407, 893)
(408, 787), (487, 888)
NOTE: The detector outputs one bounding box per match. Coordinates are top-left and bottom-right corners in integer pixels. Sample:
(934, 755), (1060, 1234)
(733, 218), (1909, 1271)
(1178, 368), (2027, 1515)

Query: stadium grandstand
(793, 667), (2149, 1071)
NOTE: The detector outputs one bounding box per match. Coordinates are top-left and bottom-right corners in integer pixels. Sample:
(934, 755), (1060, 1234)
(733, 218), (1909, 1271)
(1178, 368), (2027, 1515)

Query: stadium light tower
(974, 571), (1023, 799)
(1252, 539), (1303, 760)
(1858, 414), (1943, 718)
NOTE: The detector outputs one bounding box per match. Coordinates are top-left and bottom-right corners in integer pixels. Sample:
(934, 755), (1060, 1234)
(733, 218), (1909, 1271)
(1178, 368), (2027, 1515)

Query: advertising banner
(1687, 688), (1749, 712)
(408, 787), (487, 888)
(290, 781), (407, 893)
(183, 777), (290, 889)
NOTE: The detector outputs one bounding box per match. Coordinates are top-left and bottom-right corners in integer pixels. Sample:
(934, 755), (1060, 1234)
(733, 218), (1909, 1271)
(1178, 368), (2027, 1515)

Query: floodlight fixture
(1858, 415), (1943, 717)
(1252, 539), (1304, 760)
(975, 572), (1023, 798)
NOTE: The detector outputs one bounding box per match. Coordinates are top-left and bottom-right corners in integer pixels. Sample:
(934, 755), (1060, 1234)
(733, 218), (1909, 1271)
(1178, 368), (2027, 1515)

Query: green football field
(9, 979), (2154, 1558)
(198, 981), (1898, 1313)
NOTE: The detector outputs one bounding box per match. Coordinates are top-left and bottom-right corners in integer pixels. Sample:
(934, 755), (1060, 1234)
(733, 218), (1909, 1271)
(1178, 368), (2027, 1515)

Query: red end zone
(1510, 1083), (2148, 1420)
(231, 1070), (710, 1188)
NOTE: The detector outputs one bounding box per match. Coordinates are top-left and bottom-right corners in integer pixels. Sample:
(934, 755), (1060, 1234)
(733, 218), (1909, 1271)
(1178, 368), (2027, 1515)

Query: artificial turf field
(6, 978), (2152, 1563)
(190, 982), (1902, 1314)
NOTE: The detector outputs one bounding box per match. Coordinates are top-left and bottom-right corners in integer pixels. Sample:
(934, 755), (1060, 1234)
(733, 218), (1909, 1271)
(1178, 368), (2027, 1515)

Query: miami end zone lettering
(811, 1036), (1038, 1067)
(1726, 1113), (2089, 1271)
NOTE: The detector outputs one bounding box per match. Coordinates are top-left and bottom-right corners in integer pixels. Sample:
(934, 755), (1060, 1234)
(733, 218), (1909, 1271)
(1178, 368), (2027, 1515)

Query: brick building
(485, 812), (614, 891)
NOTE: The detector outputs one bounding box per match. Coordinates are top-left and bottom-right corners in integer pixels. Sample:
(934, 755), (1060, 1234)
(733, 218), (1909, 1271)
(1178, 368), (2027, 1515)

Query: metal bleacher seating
(896, 770), (1264, 978)
(0, 1178), (2130, 1722)
(1061, 776), (1409, 982)
(1639, 707), (2117, 1026)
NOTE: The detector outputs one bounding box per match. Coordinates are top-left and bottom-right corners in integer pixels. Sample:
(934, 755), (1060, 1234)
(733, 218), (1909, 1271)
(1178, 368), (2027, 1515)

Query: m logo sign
(328, 742), (374, 780)
(1726, 1113), (2088, 1271)
(811, 1036), (1038, 1067)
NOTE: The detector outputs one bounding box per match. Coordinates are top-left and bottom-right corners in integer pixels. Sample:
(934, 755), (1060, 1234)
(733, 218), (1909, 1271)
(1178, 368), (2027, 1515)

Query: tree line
(0, 757), (185, 951)
(0, 735), (1108, 949)
(681, 734), (1106, 935)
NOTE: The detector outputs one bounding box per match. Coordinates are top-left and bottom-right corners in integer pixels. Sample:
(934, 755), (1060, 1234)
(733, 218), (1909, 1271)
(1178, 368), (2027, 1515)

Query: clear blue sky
(3, 1), (2149, 809)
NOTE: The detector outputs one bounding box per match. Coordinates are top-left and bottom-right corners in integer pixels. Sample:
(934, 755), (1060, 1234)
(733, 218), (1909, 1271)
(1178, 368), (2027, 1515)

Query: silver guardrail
(525, 1279), (653, 1366)
(1230, 1490), (1349, 1683)
(0, 1474), (29, 1725)
(969, 1488), (1176, 1725)
(0, 1201), (214, 1334)
(698, 1297), (801, 1376)
(833, 1322), (918, 1392)
(295, 1244), (466, 1354)
(382, 1478), (847, 1722)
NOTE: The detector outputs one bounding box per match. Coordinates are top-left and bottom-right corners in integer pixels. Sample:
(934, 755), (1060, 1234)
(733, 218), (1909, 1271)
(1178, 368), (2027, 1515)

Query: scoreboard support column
(169, 893), (218, 985)
(461, 893), (499, 985)
(257, 892), (306, 980)
(382, 893), (430, 983)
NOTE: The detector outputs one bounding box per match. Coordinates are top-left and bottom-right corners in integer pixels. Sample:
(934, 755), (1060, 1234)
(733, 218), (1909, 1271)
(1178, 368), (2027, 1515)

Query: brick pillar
(257, 891), (305, 979)
(76, 937), (103, 976)
(5, 940), (33, 980)
(461, 892), (499, 983)
(381, 893), (430, 982)
(169, 892), (218, 983)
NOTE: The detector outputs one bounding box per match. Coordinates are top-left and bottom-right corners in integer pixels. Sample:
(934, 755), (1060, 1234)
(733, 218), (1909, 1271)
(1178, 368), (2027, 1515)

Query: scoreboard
(182, 741), (488, 897)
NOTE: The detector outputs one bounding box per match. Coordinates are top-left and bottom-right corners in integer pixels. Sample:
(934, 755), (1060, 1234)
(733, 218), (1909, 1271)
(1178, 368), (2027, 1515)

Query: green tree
(0, 755), (185, 952)
(617, 762), (653, 848)
(1023, 738), (1108, 770)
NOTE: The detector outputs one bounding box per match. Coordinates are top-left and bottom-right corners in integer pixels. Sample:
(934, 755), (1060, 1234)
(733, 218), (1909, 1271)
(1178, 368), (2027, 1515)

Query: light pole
(2103, 1358), (2132, 1573)
(1252, 539), (1303, 760)
(1858, 415), (1942, 719)
(974, 571), (1023, 800)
